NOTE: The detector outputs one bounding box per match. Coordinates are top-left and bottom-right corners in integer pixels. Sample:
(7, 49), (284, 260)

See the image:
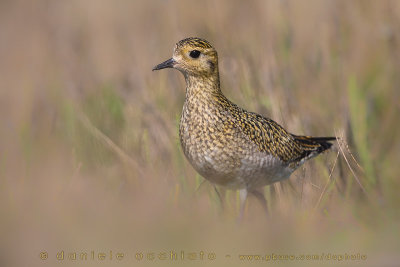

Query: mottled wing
(226, 103), (334, 164)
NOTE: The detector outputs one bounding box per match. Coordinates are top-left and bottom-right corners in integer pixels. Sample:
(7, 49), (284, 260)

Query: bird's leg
(238, 188), (248, 221)
(213, 184), (225, 210)
(195, 179), (207, 192)
(196, 182), (225, 211)
(250, 189), (268, 215)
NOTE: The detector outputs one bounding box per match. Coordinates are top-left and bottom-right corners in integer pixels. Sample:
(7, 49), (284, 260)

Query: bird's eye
(189, 50), (201, 58)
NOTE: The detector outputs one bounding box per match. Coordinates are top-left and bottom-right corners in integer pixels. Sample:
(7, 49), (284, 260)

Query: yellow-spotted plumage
(153, 37), (335, 215)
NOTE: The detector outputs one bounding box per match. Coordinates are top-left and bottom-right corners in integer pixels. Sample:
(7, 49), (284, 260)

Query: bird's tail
(292, 135), (336, 160)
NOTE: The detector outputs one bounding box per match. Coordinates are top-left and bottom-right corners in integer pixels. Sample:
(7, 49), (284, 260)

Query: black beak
(152, 58), (176, 71)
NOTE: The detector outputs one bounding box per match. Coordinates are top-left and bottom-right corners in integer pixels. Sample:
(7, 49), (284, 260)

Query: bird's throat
(184, 72), (222, 101)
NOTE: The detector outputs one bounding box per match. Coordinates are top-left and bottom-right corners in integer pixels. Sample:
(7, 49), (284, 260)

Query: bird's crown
(175, 37), (213, 50)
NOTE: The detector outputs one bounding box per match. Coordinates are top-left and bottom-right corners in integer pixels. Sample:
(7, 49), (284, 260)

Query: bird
(153, 37), (335, 216)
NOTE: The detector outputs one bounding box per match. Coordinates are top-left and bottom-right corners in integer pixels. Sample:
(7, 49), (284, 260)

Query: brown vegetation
(1, 1), (399, 266)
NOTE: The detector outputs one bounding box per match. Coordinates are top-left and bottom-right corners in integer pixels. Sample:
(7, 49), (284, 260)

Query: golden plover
(153, 37), (335, 215)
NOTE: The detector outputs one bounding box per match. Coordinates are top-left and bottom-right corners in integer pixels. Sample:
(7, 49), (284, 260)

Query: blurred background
(1, 0), (399, 266)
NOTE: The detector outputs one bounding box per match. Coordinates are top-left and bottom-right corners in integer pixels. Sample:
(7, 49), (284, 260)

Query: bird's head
(153, 37), (218, 78)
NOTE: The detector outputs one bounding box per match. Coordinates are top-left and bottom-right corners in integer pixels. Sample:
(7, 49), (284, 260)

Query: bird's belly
(238, 153), (293, 189)
(181, 140), (244, 188)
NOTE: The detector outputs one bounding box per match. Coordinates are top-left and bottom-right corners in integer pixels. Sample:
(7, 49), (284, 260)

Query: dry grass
(1, 0), (400, 266)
